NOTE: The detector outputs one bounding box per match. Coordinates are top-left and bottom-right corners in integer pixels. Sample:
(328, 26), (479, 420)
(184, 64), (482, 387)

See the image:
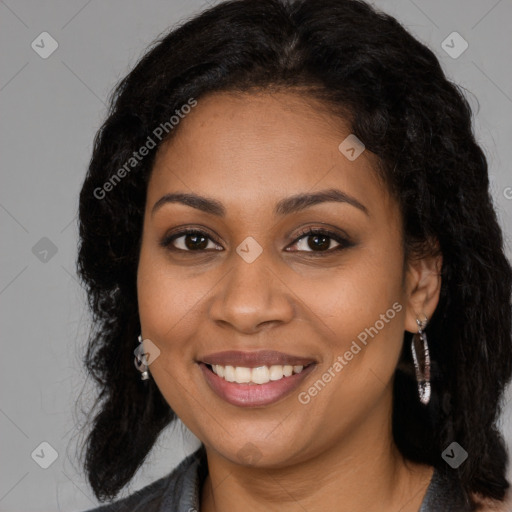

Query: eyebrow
(151, 188), (369, 217)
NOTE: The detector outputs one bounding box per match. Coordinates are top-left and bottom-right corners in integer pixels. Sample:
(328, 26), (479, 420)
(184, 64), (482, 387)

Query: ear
(403, 247), (443, 333)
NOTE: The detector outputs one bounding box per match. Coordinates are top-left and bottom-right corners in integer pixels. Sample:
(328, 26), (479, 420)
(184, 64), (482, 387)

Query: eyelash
(160, 227), (352, 255)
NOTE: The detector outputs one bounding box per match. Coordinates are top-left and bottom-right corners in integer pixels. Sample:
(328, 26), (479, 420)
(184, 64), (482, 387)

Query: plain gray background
(1, 0), (511, 510)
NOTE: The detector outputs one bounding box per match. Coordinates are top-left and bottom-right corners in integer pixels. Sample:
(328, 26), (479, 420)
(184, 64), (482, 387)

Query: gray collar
(418, 467), (471, 512)
(157, 446), (207, 512)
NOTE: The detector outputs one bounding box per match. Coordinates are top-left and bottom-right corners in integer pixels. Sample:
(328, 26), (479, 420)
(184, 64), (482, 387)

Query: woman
(77, 0), (512, 510)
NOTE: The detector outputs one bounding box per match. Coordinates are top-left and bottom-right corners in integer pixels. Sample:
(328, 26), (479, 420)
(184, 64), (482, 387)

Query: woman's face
(137, 91), (439, 467)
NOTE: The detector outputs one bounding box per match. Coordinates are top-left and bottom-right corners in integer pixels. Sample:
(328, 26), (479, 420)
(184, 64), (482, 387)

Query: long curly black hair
(76, 0), (512, 507)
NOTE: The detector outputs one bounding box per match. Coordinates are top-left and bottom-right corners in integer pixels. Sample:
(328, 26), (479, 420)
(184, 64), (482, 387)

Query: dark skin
(137, 91), (445, 511)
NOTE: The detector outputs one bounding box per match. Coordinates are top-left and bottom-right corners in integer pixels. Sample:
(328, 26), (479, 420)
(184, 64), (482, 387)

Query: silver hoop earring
(411, 315), (431, 405)
(134, 334), (151, 381)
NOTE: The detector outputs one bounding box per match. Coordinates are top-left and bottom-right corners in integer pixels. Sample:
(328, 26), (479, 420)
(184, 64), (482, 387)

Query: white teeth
(224, 365), (236, 382)
(252, 366), (270, 384)
(235, 366), (252, 383)
(269, 365), (283, 381)
(209, 363), (307, 384)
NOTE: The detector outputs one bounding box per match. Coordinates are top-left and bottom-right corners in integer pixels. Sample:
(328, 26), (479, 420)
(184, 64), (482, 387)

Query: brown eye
(287, 228), (352, 254)
(161, 229), (222, 252)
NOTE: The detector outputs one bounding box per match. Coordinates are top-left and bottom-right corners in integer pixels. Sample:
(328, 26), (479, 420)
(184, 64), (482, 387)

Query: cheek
(136, 247), (200, 398)
(137, 243), (202, 342)
(292, 241), (404, 347)
(292, 238), (406, 406)
(136, 248), (201, 415)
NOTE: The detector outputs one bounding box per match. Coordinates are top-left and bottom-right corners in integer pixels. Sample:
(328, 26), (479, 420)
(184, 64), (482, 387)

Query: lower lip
(199, 362), (316, 407)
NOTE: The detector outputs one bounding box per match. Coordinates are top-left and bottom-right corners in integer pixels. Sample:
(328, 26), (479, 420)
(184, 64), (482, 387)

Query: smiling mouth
(204, 362), (312, 384)
(197, 349), (317, 406)
(198, 359), (317, 407)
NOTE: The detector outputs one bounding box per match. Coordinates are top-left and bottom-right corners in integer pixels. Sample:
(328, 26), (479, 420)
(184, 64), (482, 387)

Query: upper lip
(199, 350), (316, 368)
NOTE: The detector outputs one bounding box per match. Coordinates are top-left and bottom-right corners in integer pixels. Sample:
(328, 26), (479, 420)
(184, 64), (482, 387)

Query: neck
(200, 398), (433, 512)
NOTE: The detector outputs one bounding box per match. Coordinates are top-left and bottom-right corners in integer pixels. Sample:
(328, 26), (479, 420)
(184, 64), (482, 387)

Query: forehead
(148, 91), (392, 218)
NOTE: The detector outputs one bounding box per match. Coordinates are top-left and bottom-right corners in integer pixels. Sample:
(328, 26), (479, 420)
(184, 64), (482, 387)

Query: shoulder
(81, 447), (206, 512)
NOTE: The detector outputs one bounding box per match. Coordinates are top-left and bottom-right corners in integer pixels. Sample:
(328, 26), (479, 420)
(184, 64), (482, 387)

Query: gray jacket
(83, 446), (472, 511)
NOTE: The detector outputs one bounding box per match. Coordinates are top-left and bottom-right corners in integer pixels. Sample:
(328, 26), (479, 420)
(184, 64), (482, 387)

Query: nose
(209, 249), (295, 334)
